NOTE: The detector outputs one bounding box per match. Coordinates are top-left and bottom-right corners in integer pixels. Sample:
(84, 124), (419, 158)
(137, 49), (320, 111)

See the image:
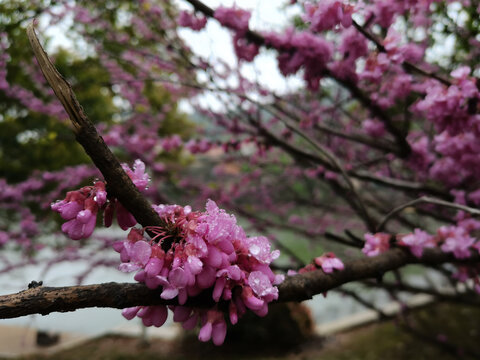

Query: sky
(41, 0), (302, 112)
(174, 0), (303, 112)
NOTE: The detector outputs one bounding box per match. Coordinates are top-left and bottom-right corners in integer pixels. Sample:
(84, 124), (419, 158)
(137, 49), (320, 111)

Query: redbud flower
(52, 160), (149, 240)
(314, 252), (344, 273)
(117, 200), (282, 346)
(178, 10), (207, 31)
(398, 229), (435, 258)
(362, 233), (391, 257)
(51, 182), (106, 240)
(214, 6), (251, 34)
(438, 226), (475, 259)
(122, 159), (149, 192)
(304, 1), (353, 32)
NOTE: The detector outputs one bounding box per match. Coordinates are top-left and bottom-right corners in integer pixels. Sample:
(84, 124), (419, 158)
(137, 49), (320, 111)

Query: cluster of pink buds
(51, 160), (149, 238)
(51, 182), (106, 240)
(115, 200), (284, 345)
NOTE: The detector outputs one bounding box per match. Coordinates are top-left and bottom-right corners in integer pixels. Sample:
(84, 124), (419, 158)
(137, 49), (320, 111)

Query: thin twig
(26, 23), (166, 233)
(377, 196), (480, 231)
(275, 115), (377, 232)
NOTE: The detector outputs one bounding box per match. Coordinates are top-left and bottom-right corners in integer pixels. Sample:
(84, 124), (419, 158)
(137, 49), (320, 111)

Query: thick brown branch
(1, 248), (478, 319)
(26, 23), (165, 231)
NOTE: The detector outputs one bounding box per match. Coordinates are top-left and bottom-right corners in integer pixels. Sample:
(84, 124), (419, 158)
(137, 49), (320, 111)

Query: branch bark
(1, 248), (478, 319)
(26, 23), (165, 232)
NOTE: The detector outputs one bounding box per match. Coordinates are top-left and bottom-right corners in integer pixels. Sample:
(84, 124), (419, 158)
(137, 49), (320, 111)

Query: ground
(6, 302), (480, 360)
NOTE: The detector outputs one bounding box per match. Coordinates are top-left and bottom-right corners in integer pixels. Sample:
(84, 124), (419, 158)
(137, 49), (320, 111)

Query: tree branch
(184, 0), (411, 157)
(1, 248), (478, 319)
(377, 196), (480, 231)
(26, 23), (166, 232)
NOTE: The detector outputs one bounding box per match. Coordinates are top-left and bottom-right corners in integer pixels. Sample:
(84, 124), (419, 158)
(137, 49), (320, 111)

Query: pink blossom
(185, 139), (212, 154)
(304, 1), (353, 32)
(233, 33), (259, 62)
(51, 183), (107, 240)
(52, 161), (151, 239)
(122, 306), (141, 320)
(214, 6), (251, 34)
(314, 252), (344, 273)
(407, 134), (435, 175)
(246, 236), (280, 264)
(362, 118), (386, 137)
(468, 189), (480, 206)
(178, 11), (207, 31)
(384, 29), (424, 64)
(137, 305), (168, 327)
(265, 28), (333, 91)
(339, 27), (368, 61)
(439, 226), (475, 259)
(118, 240), (152, 272)
(248, 271), (279, 300)
(451, 66), (470, 80)
(414, 78), (479, 135)
(160, 135), (183, 152)
(115, 199), (282, 345)
(198, 310), (227, 346)
(122, 159), (149, 191)
(371, 0), (402, 28)
(398, 229), (435, 258)
(362, 233), (391, 257)
(115, 202), (138, 230)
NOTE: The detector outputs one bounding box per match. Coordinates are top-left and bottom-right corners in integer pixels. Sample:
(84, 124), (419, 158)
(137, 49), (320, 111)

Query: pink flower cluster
(185, 139), (213, 154)
(365, 225), (479, 260)
(214, 6), (251, 34)
(413, 67), (480, 189)
(265, 28), (333, 91)
(121, 159), (149, 191)
(438, 225), (476, 259)
(51, 182), (106, 240)
(304, 1), (353, 32)
(212, 5), (259, 62)
(178, 11), (207, 31)
(52, 160), (149, 238)
(314, 252), (345, 273)
(414, 68), (479, 135)
(398, 229), (435, 258)
(116, 200), (283, 346)
(160, 135), (183, 153)
(233, 33), (259, 62)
